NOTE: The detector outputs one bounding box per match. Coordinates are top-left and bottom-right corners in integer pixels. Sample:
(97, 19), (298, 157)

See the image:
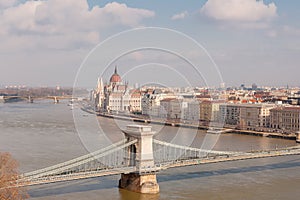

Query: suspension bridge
(9, 125), (300, 193)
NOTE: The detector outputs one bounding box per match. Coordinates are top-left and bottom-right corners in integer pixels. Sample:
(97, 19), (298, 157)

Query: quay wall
(94, 111), (297, 141)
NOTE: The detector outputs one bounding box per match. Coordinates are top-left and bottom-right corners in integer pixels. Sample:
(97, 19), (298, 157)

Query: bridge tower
(119, 125), (159, 194)
(54, 97), (59, 104)
(296, 131), (300, 143)
(28, 96), (33, 103)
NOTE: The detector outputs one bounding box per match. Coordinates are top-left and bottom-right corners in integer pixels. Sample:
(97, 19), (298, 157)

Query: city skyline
(0, 0), (300, 87)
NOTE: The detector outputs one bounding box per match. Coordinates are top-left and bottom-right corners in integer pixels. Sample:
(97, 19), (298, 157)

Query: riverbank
(1, 101), (299, 200)
(97, 112), (207, 130)
(95, 112), (297, 141)
(231, 130), (296, 140)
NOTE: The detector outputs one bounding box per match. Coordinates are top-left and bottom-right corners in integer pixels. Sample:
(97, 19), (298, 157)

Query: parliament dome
(110, 66), (122, 83)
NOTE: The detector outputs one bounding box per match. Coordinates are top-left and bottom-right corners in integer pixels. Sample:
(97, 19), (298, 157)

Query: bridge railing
(153, 139), (247, 165)
(21, 139), (137, 180)
(12, 139), (300, 187)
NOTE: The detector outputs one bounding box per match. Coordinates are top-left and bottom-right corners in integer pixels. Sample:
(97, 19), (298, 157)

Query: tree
(0, 152), (29, 200)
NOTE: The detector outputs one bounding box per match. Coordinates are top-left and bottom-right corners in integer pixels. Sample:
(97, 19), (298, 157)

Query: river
(0, 101), (299, 199)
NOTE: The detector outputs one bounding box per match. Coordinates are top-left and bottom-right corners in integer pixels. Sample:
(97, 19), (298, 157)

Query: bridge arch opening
(129, 144), (136, 166)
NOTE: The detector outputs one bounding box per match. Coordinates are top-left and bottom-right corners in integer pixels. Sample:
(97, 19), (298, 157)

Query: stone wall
(119, 173), (159, 194)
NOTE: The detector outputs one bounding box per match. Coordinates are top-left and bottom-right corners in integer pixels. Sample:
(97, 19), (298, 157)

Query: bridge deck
(16, 167), (136, 187)
(13, 146), (300, 187)
(161, 147), (300, 170)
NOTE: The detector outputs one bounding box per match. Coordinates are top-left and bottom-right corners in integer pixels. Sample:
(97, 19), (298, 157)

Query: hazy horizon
(1, 0), (300, 88)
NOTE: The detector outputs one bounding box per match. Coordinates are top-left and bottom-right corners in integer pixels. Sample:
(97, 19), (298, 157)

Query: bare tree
(0, 152), (29, 200)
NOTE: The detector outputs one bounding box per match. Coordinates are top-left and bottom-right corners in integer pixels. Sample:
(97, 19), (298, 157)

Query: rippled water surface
(0, 102), (299, 200)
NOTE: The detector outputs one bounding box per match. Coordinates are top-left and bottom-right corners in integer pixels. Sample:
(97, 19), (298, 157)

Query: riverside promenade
(94, 111), (297, 141)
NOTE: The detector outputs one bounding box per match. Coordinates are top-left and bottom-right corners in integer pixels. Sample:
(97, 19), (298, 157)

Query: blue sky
(0, 0), (299, 87)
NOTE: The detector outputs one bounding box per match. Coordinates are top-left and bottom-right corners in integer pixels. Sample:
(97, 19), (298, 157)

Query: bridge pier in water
(297, 132), (300, 143)
(54, 97), (59, 103)
(119, 125), (159, 194)
(28, 96), (33, 103)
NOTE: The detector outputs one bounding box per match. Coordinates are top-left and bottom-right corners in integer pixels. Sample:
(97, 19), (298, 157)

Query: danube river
(0, 101), (300, 199)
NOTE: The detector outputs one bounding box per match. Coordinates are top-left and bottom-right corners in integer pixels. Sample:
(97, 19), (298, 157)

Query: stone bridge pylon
(119, 125), (159, 194)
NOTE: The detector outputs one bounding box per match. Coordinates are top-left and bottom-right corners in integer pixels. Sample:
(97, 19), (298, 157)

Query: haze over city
(2, 1), (300, 199)
(0, 0), (300, 87)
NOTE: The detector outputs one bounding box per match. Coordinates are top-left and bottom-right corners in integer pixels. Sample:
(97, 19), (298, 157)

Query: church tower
(95, 77), (104, 110)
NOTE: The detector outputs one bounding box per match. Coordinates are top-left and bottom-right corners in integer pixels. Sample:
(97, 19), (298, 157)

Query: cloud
(200, 0), (277, 28)
(100, 2), (155, 27)
(0, 0), (155, 50)
(128, 51), (145, 61)
(283, 26), (300, 36)
(266, 30), (277, 38)
(264, 26), (300, 39)
(171, 11), (188, 20)
(0, 0), (18, 9)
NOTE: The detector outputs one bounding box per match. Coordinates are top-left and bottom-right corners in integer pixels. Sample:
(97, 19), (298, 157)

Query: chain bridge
(10, 125), (300, 193)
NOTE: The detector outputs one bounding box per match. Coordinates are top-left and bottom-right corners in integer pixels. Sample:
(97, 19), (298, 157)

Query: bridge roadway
(1, 95), (76, 103)
(159, 146), (300, 170)
(16, 166), (137, 187)
(14, 144), (300, 187)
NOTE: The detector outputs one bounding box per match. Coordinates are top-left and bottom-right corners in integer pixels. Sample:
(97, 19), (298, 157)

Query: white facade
(182, 100), (200, 121)
(219, 103), (276, 129)
(95, 67), (141, 113)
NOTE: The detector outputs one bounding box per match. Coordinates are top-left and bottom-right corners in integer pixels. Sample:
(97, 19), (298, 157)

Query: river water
(0, 101), (299, 200)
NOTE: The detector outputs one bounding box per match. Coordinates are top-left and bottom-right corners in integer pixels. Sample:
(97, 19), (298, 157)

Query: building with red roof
(94, 66), (141, 113)
(270, 106), (300, 132)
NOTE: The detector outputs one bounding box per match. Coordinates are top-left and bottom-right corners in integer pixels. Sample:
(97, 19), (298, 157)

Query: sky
(0, 0), (300, 88)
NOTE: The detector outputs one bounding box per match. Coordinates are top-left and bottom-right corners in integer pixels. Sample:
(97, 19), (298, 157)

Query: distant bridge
(1, 95), (77, 103)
